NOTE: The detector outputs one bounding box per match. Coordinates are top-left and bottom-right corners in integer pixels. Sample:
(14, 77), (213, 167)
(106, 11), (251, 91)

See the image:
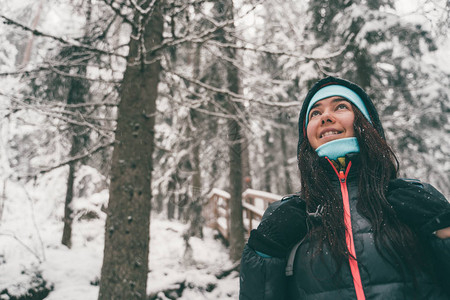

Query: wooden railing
(204, 188), (281, 240)
(204, 188), (232, 240)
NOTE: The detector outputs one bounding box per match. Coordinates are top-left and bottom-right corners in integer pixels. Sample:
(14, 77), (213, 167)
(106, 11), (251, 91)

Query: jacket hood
(297, 76), (385, 158)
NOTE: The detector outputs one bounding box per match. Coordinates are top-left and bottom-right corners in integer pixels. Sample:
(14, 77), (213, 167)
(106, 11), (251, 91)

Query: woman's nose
(320, 112), (335, 124)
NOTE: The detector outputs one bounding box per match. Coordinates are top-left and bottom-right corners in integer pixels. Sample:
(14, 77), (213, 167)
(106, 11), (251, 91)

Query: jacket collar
(318, 153), (360, 182)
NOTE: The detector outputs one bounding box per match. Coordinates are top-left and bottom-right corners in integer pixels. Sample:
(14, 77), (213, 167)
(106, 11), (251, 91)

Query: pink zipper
(326, 158), (366, 300)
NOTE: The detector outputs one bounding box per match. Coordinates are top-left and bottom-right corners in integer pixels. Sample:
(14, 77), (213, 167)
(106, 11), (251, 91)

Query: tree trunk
(213, 0), (245, 262)
(154, 183), (164, 214)
(61, 66), (89, 248)
(185, 110), (204, 237)
(227, 116), (245, 261)
(61, 130), (85, 248)
(264, 132), (273, 193)
(98, 2), (163, 299)
(167, 175), (176, 220)
(188, 138), (203, 238)
(177, 190), (188, 221)
(19, 0), (44, 67)
(186, 43), (204, 238)
(241, 131), (252, 190)
(280, 128), (292, 194)
(61, 0), (92, 248)
(61, 160), (75, 248)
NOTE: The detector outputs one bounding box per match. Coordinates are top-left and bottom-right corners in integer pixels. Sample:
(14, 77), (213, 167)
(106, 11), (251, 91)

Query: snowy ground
(0, 167), (239, 299)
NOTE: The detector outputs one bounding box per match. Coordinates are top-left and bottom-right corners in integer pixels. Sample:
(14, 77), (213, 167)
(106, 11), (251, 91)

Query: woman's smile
(320, 129), (343, 138)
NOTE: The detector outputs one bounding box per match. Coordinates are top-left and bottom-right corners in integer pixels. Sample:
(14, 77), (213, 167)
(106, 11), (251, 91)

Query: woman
(239, 76), (450, 300)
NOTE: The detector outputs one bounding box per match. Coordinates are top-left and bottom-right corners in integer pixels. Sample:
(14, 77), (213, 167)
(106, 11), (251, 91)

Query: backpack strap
(285, 237), (305, 276)
(285, 198), (322, 277)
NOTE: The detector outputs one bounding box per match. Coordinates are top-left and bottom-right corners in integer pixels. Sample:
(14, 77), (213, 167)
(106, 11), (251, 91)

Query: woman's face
(306, 96), (355, 150)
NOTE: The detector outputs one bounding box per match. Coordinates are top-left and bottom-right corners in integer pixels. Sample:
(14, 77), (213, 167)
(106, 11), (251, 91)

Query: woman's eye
(336, 103), (348, 110)
(310, 110), (320, 118)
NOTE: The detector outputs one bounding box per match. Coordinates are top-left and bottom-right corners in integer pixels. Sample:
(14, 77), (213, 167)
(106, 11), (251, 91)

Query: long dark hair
(298, 104), (428, 281)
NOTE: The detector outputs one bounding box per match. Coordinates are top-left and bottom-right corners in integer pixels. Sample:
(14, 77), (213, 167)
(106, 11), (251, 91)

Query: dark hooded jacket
(239, 77), (450, 300)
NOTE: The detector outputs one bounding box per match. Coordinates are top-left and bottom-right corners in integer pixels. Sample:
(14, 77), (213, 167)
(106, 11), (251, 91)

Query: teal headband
(305, 85), (371, 128)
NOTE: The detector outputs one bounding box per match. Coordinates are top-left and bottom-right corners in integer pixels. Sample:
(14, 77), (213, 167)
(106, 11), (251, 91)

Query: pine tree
(98, 1), (163, 298)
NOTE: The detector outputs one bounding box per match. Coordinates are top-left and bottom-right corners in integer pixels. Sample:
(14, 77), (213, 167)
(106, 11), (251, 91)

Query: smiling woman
(239, 76), (450, 300)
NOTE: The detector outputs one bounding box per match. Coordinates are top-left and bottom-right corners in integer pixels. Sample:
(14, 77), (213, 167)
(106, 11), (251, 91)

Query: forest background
(0, 0), (449, 299)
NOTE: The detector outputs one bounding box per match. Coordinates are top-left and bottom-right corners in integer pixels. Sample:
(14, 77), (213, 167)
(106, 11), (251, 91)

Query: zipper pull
(339, 170), (346, 183)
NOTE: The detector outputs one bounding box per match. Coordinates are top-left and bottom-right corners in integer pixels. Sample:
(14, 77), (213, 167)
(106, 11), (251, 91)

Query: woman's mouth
(320, 131), (342, 138)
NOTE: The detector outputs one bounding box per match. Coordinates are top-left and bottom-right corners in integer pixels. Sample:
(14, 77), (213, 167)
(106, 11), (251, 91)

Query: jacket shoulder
(389, 178), (448, 203)
(261, 194), (304, 222)
(280, 193), (303, 202)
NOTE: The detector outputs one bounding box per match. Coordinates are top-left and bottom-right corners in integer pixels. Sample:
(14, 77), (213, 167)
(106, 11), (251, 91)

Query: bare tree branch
(46, 63), (122, 84)
(130, 0), (157, 16)
(8, 96), (115, 139)
(18, 140), (115, 178)
(0, 91), (118, 109)
(204, 32), (354, 61)
(101, 0), (136, 28)
(147, 18), (233, 55)
(202, 44), (289, 86)
(166, 68), (300, 108)
(0, 15), (127, 59)
(0, 233), (43, 263)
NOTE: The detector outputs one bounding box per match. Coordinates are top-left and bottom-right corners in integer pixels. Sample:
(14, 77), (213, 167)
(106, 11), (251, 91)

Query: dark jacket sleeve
(387, 179), (450, 236)
(417, 182), (450, 295)
(239, 200), (291, 300)
(420, 182), (450, 234)
(239, 245), (288, 300)
(429, 236), (450, 296)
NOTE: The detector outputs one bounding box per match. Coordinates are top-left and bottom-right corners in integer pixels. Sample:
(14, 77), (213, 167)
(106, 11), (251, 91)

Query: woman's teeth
(321, 131), (340, 138)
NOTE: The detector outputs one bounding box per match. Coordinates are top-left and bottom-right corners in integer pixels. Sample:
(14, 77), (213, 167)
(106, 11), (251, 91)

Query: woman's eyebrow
(310, 102), (322, 110)
(332, 97), (348, 103)
(311, 97), (349, 110)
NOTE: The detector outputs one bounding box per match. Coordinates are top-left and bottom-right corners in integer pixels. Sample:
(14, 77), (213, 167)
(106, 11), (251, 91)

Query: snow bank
(0, 168), (239, 300)
(148, 216), (239, 299)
